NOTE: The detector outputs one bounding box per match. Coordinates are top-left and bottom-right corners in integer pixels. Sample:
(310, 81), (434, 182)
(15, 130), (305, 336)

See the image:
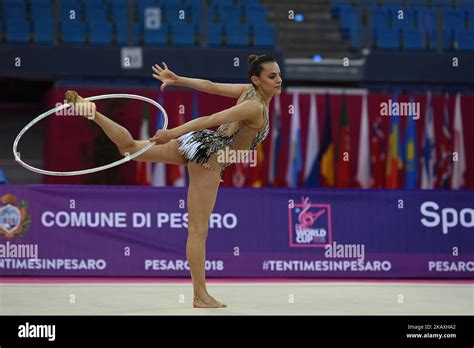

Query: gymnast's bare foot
(193, 294), (227, 308)
(65, 90), (96, 119)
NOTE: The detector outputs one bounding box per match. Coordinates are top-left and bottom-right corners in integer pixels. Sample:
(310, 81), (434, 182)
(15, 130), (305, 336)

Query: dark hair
(248, 54), (277, 85)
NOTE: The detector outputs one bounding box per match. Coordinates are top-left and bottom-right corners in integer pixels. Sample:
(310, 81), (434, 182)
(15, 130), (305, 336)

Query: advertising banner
(0, 185), (473, 278)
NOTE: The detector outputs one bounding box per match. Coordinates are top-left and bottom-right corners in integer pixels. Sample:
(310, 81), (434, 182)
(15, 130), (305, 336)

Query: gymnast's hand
(152, 62), (178, 92)
(149, 129), (174, 145)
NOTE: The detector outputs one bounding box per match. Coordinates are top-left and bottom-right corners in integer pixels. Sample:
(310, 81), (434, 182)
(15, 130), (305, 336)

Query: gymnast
(65, 54), (282, 308)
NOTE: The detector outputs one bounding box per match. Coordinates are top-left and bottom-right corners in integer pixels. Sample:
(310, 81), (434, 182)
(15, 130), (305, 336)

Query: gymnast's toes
(65, 90), (78, 104)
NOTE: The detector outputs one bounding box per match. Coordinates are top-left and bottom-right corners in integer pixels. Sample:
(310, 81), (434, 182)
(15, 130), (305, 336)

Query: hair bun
(248, 54), (259, 66)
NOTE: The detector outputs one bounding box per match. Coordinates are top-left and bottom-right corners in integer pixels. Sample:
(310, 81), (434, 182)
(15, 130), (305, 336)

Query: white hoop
(12, 93), (168, 176)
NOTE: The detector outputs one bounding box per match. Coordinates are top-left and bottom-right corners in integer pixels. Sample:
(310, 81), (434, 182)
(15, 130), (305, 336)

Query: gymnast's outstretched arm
(152, 62), (250, 98)
(149, 99), (262, 144)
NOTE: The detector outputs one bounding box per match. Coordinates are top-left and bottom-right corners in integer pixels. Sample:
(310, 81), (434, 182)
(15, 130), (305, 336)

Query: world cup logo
(289, 196), (332, 248)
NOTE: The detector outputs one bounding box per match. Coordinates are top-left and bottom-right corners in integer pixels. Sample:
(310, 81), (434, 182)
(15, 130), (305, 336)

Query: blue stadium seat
(83, 0), (106, 9)
(61, 20), (86, 43)
(88, 21), (113, 44)
(85, 6), (109, 24)
(111, 0), (129, 8)
(357, 0), (378, 7)
(130, 23), (144, 45)
(189, 4), (201, 23)
(165, 5), (188, 23)
(170, 22), (195, 46)
(136, 0), (158, 11)
(60, 1), (82, 22)
(431, 0), (453, 6)
(112, 5), (129, 23)
(468, 9), (474, 27)
(444, 9), (465, 30)
(443, 28), (454, 50)
(143, 23), (168, 45)
(207, 22), (223, 46)
(31, 5), (53, 19)
(416, 8), (437, 32)
(455, 28), (474, 50)
(30, 0), (52, 7)
(339, 8), (359, 30)
(244, 4), (267, 25)
(220, 5), (242, 24)
(136, 3), (162, 26)
(456, 0), (474, 7)
(375, 28), (401, 49)
(382, 0), (404, 4)
(407, 0), (430, 5)
(253, 23), (276, 47)
(209, 0), (233, 7)
(402, 28), (425, 49)
(240, 0), (257, 5)
(371, 8), (390, 31)
(6, 19), (30, 43)
(33, 19), (55, 44)
(391, 8), (417, 29)
(225, 23), (249, 46)
(3, 0), (27, 20)
(115, 22), (129, 44)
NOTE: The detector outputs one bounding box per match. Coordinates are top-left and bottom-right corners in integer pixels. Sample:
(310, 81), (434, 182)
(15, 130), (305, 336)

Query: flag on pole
(371, 118), (386, 188)
(318, 93), (335, 187)
(250, 142), (265, 187)
(268, 94), (281, 185)
(421, 91), (437, 189)
(304, 93), (319, 187)
(436, 93), (453, 189)
(403, 96), (418, 189)
(356, 93), (370, 188)
(385, 93), (403, 189)
(136, 103), (152, 185)
(285, 92), (303, 188)
(151, 92), (166, 186)
(335, 94), (352, 188)
(451, 92), (466, 189)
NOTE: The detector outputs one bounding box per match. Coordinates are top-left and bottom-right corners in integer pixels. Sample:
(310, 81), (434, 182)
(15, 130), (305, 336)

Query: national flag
(451, 92), (466, 189)
(385, 93), (403, 189)
(436, 93), (453, 189)
(318, 93), (335, 187)
(371, 118), (386, 188)
(403, 96), (418, 189)
(268, 94), (282, 185)
(232, 162), (247, 187)
(356, 93), (371, 188)
(335, 94), (352, 188)
(285, 92), (303, 188)
(421, 91), (436, 189)
(250, 142), (265, 187)
(304, 93), (320, 187)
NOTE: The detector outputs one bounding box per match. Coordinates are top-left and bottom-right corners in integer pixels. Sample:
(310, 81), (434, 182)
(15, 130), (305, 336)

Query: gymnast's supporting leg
(187, 161), (226, 308)
(65, 90), (187, 165)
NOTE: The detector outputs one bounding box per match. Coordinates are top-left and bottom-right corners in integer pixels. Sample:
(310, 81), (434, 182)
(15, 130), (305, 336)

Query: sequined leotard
(177, 85), (270, 182)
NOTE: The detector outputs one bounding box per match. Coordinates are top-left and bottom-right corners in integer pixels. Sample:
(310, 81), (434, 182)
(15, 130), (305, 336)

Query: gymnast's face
(252, 62), (282, 96)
